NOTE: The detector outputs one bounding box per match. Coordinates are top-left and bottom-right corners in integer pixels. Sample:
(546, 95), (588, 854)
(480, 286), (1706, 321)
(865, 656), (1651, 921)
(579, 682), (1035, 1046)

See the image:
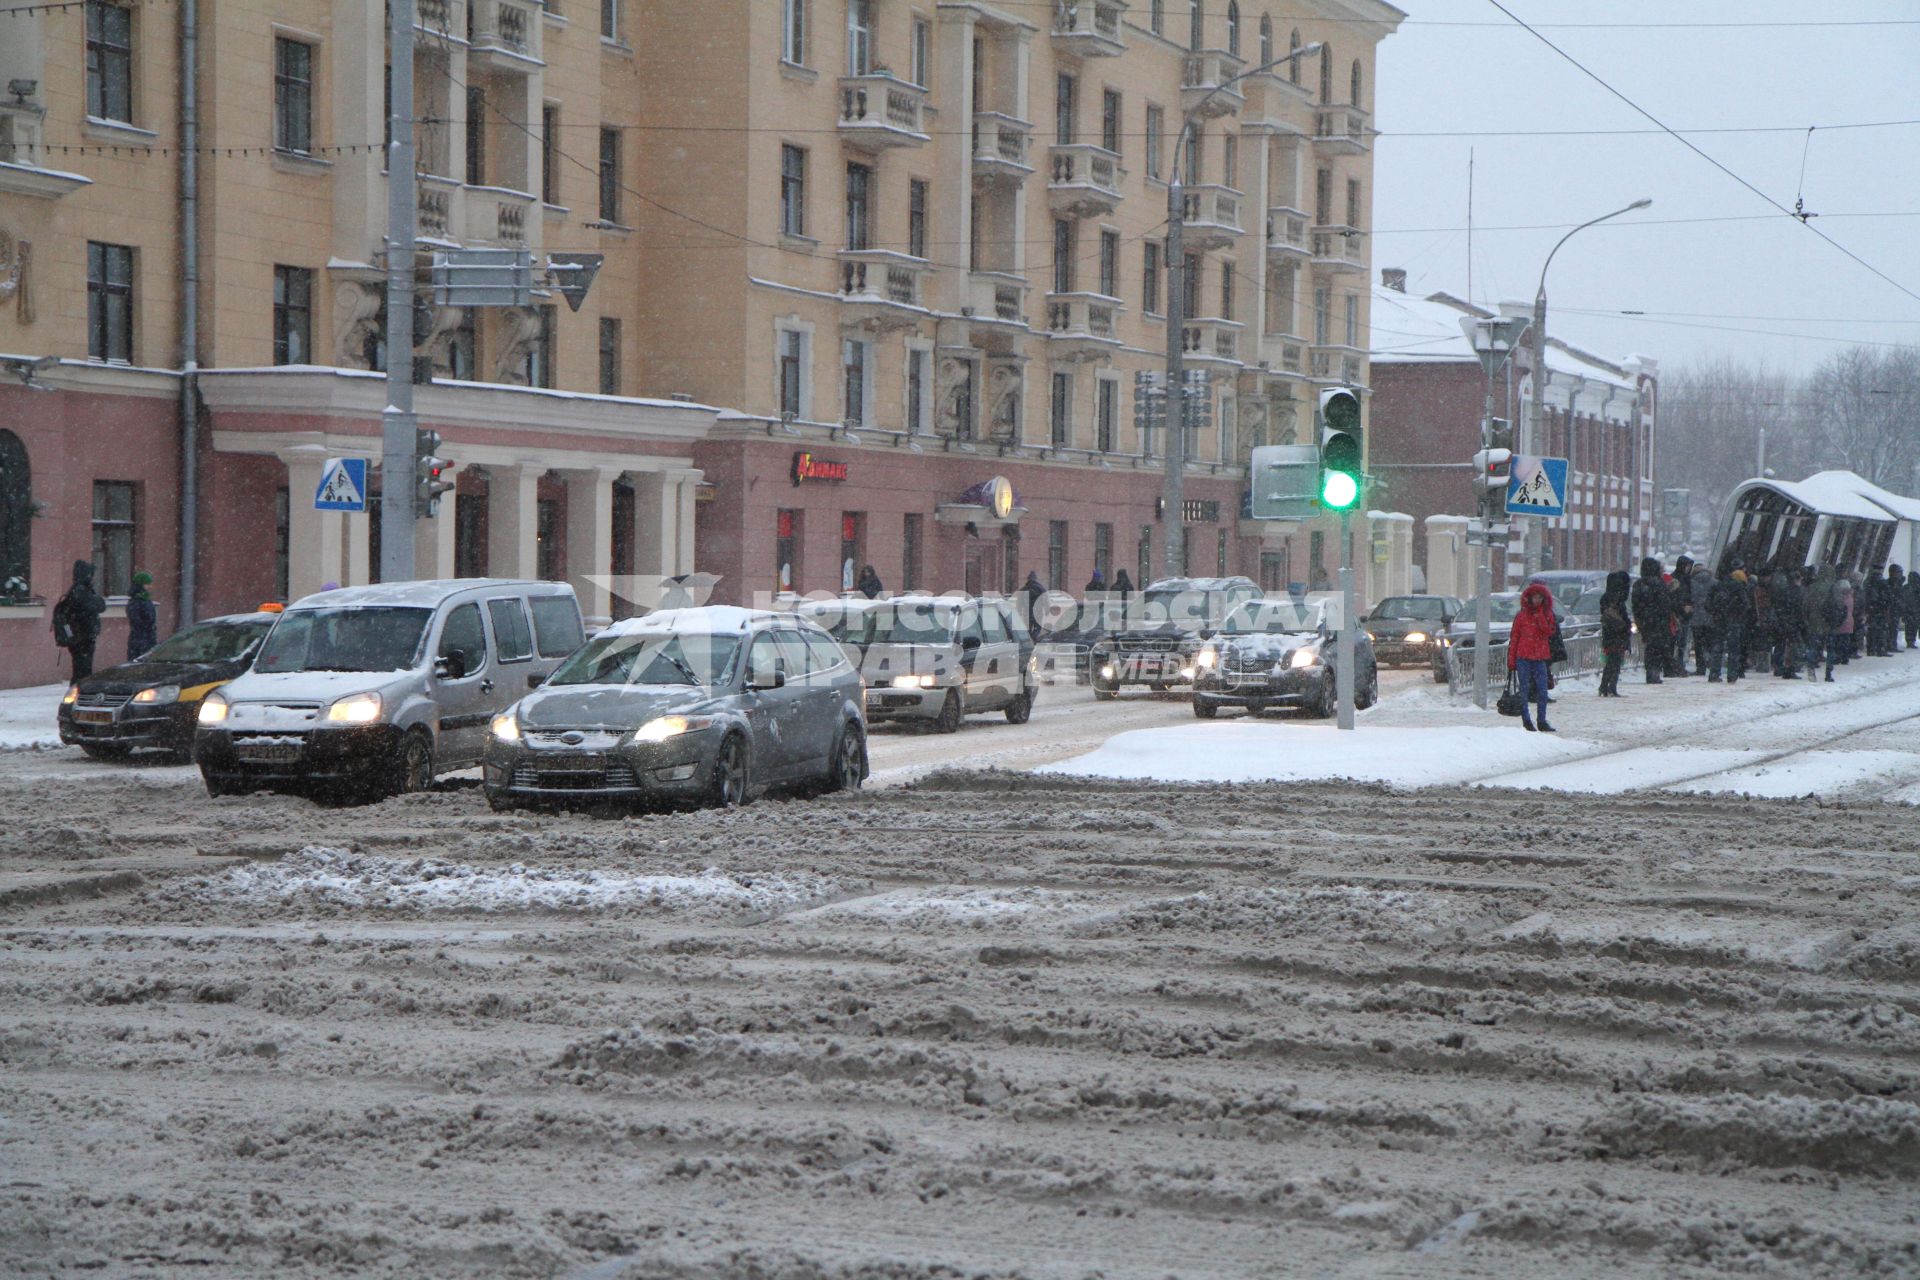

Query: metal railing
(1443, 620), (1638, 696)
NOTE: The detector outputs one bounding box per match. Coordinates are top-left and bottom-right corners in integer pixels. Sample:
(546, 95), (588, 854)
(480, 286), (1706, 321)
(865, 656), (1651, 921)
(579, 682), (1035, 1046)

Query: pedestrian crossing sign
(314, 458), (368, 512)
(1505, 455), (1569, 519)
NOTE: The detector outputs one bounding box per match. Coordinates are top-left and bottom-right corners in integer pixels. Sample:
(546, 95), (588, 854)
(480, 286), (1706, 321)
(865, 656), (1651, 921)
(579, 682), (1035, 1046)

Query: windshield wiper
(659, 652), (703, 685)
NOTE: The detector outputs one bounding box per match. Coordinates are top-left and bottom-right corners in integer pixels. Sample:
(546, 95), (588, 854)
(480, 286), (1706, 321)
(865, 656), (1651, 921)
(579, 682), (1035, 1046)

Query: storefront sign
(694, 482), (718, 503)
(791, 451), (850, 485)
(954, 475), (1016, 520)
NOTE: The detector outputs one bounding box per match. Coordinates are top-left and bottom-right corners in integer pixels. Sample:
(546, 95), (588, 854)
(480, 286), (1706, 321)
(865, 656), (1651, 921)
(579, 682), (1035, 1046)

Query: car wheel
(825, 723), (866, 793)
(1356, 666), (1379, 710)
(1432, 663), (1448, 684)
(934, 689), (963, 733)
(485, 789), (518, 813)
(1311, 680), (1336, 719)
(708, 734), (750, 808)
(1192, 696), (1219, 719)
(79, 742), (132, 763)
(1004, 686), (1035, 724)
(392, 732), (434, 797)
(1091, 683), (1117, 701)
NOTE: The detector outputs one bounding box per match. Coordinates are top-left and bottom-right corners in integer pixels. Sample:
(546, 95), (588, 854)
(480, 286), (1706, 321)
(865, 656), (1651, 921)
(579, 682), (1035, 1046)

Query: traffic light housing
(1472, 447), (1513, 521)
(1317, 386), (1363, 512)
(414, 428), (453, 518)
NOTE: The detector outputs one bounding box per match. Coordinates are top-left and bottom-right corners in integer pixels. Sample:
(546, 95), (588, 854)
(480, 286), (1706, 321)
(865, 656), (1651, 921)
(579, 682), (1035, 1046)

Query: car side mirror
(435, 650), (467, 681)
(526, 672), (545, 690)
(749, 667), (786, 691)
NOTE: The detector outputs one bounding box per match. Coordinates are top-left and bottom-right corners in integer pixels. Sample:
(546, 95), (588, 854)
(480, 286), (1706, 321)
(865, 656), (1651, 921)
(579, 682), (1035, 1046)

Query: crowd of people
(1507, 551), (1920, 732)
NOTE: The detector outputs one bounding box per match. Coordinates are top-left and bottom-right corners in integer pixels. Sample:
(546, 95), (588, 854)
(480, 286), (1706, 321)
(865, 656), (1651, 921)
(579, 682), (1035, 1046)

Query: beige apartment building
(0, 0), (1401, 688)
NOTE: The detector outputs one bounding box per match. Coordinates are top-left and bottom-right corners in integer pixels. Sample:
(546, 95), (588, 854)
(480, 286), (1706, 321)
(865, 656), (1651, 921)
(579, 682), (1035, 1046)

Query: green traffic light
(1321, 469), (1360, 510)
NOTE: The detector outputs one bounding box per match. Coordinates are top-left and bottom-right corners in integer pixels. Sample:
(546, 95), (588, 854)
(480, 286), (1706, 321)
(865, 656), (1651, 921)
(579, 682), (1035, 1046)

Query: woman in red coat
(1507, 581), (1558, 731)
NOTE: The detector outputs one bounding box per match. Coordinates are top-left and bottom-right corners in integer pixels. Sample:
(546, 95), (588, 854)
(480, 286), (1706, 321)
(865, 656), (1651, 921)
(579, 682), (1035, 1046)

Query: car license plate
(541, 752), (603, 773)
(236, 739), (303, 764)
(74, 709), (114, 725)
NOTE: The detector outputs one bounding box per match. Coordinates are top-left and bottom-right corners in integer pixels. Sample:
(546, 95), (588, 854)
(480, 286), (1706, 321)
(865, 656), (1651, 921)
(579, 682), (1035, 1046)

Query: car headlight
(132, 684), (180, 705)
(1196, 648), (1218, 669)
(1365, 630), (1376, 641)
(489, 711), (521, 742)
(890, 674), (936, 689)
(198, 694), (229, 725)
(632, 714), (715, 743)
(325, 692), (383, 724)
(1404, 631), (1428, 645)
(1098, 663), (1116, 680)
(62, 685), (79, 706)
(1290, 648), (1320, 669)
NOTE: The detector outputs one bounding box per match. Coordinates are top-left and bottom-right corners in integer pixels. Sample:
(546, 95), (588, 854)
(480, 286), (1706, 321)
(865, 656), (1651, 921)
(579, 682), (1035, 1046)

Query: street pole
(379, 0), (419, 584)
(1525, 198), (1650, 578)
(1474, 349), (1498, 710)
(1337, 512), (1355, 730)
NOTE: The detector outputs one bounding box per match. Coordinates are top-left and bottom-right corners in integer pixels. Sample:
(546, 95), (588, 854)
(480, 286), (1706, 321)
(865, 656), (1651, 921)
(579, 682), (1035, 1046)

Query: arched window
(1260, 15), (1273, 65)
(1288, 28), (1301, 83)
(1188, 0), (1202, 50)
(1150, 0), (1163, 36)
(1226, 1), (1240, 55)
(1319, 43), (1333, 103)
(1351, 58), (1363, 106)
(0, 429), (30, 599)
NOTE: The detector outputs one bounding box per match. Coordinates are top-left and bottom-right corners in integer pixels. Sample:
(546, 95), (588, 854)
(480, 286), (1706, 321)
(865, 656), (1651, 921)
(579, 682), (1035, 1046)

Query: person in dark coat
(1902, 567), (1920, 651)
(856, 564), (883, 600)
(1706, 562), (1754, 683)
(1688, 561), (1716, 675)
(1022, 570), (1047, 634)
(125, 570), (159, 661)
(1112, 568), (1134, 596)
(1507, 582), (1558, 731)
(1597, 569), (1632, 697)
(1668, 556), (1696, 676)
(54, 560), (108, 680)
(1766, 564), (1805, 677)
(1887, 565), (1909, 651)
(1803, 565), (1843, 682)
(1862, 566), (1893, 656)
(1629, 557), (1671, 684)
(1083, 569), (1106, 596)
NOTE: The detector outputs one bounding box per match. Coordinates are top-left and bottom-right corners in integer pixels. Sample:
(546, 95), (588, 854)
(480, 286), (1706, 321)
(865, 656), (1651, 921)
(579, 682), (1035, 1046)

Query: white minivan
(195, 579), (583, 798)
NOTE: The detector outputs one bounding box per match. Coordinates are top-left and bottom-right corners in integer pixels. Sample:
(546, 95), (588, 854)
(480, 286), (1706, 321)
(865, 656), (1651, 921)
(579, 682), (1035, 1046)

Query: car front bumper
(482, 729), (725, 802)
(197, 724), (404, 788)
(862, 684), (955, 722)
(60, 703), (197, 751)
(1193, 665), (1330, 706)
(1090, 648), (1201, 687)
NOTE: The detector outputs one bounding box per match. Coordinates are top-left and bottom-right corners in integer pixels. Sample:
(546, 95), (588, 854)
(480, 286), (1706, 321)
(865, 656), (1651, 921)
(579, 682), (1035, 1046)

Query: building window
(1096, 378), (1116, 452)
(525, 304), (556, 389)
(906, 345), (930, 434)
(845, 161), (871, 250)
(1056, 72), (1077, 145)
(903, 513), (922, 591)
(1220, 261), (1234, 320)
(536, 497), (563, 581)
(1102, 89), (1121, 155)
(86, 241), (133, 363)
(1351, 58), (1364, 106)
(1320, 44), (1334, 103)
(541, 103), (560, 204)
(85, 2), (133, 124)
(91, 481), (136, 598)
(1050, 371), (1072, 448)
(1223, 133), (1238, 188)
(465, 85), (486, 185)
(1093, 522), (1112, 580)
(847, 0), (874, 75)
(1226, 1), (1240, 55)
(598, 126), (621, 223)
(1316, 166), (1333, 223)
(1188, 0), (1202, 50)
(842, 338), (868, 426)
(456, 494), (486, 576)
(599, 317), (621, 395)
(776, 508), (799, 591)
(1218, 527), (1230, 577)
(840, 512), (864, 590)
(1314, 284), (1331, 344)
(1260, 14), (1272, 65)
(1150, 0), (1163, 37)
(272, 265), (313, 365)
(782, 0), (806, 65)
(600, 0), (620, 42)
(909, 178), (928, 257)
(1143, 241), (1160, 315)
(1347, 177), (1363, 228)
(911, 16), (931, 87)
(1099, 229), (1118, 296)
(1183, 126), (1200, 184)
(1183, 252), (1199, 318)
(778, 327), (807, 418)
(1289, 28), (1302, 83)
(1145, 105), (1163, 179)
(0, 430), (32, 595)
(780, 144), (807, 236)
(1345, 293), (1360, 347)
(1049, 520), (1069, 589)
(1052, 219), (1075, 294)
(273, 38), (313, 154)
(952, 359), (977, 441)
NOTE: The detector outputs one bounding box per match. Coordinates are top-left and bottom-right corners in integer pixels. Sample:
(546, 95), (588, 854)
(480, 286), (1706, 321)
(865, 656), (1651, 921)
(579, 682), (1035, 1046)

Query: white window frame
(904, 338), (934, 436)
(911, 15), (932, 88)
(775, 317), (814, 421)
(601, 0), (622, 43)
(847, 0), (874, 76)
(782, 0), (808, 67)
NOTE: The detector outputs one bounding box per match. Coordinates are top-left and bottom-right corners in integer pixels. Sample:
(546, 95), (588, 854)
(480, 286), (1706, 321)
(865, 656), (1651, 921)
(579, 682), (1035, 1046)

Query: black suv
(1088, 576), (1262, 699)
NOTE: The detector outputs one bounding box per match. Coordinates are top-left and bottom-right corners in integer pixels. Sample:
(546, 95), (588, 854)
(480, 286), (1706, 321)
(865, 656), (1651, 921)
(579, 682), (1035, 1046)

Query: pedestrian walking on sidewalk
(1706, 563), (1754, 683)
(1598, 569), (1632, 697)
(1863, 566), (1893, 655)
(1688, 561), (1717, 677)
(126, 570), (159, 661)
(1630, 557), (1671, 684)
(1668, 556), (1696, 676)
(1508, 581), (1557, 731)
(1767, 563), (1805, 678)
(51, 560), (107, 681)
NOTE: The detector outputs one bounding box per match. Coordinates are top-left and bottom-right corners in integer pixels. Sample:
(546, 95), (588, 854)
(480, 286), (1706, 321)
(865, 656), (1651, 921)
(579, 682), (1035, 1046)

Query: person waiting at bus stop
(1507, 582), (1557, 732)
(1630, 558), (1671, 684)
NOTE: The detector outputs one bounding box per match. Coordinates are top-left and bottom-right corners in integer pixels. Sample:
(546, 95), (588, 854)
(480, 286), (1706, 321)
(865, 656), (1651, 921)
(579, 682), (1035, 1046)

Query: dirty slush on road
(2, 764), (1917, 1278)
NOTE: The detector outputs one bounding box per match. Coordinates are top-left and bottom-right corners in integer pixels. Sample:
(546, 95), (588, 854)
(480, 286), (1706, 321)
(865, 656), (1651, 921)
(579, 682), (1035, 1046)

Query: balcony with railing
(464, 185), (537, 246)
(838, 250), (934, 325)
(1047, 143), (1123, 217)
(971, 112), (1034, 185)
(1260, 333), (1310, 379)
(1044, 292), (1122, 361)
(1313, 105), (1371, 156)
(1181, 184), (1243, 251)
(417, 177), (460, 242)
(1266, 206), (1310, 261)
(839, 73), (931, 149)
(1051, 0), (1126, 57)
(469, 0), (541, 70)
(1310, 224), (1366, 275)
(1310, 344), (1368, 387)
(1182, 317), (1247, 366)
(417, 0), (458, 33)
(1181, 49), (1248, 119)
(967, 271), (1030, 325)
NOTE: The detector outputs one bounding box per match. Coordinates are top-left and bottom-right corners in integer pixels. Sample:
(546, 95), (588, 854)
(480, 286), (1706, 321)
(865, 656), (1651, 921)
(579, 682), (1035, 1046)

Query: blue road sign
(1506, 455), (1569, 519)
(314, 458), (368, 512)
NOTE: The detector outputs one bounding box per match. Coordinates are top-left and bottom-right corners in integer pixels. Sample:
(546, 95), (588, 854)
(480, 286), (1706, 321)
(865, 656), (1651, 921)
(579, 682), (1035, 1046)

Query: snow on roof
(1753, 473), (1894, 523)
(288, 579), (572, 610)
(1819, 471), (1920, 523)
(600, 605), (778, 636)
(1369, 284), (1641, 394)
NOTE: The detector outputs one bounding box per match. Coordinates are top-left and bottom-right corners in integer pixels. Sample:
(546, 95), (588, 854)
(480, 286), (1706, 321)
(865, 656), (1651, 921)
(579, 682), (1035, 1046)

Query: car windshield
(254, 607), (431, 674)
(143, 620), (271, 664)
(1220, 600), (1322, 635)
(1459, 596), (1524, 624)
(1141, 588), (1235, 626)
(866, 602), (959, 645)
(1544, 581), (1590, 607)
(1370, 596), (1448, 621)
(1570, 588), (1606, 616)
(547, 632), (742, 687)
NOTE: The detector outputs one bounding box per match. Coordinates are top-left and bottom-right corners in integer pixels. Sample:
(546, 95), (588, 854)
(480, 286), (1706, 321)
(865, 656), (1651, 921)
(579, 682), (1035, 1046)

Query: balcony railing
(1051, 0), (1126, 57)
(419, 186), (453, 239)
(1045, 292), (1120, 341)
(971, 112), (1034, 183)
(1313, 106), (1371, 155)
(469, 0), (539, 65)
(467, 186), (536, 245)
(1260, 333), (1308, 376)
(839, 250), (932, 307)
(1311, 344), (1368, 385)
(839, 73), (931, 148)
(1182, 49), (1247, 118)
(1266, 206), (1310, 258)
(418, 0), (456, 31)
(1182, 318), (1246, 363)
(1181, 184), (1243, 250)
(1047, 142), (1122, 216)
(1310, 224), (1366, 273)
(967, 271), (1028, 324)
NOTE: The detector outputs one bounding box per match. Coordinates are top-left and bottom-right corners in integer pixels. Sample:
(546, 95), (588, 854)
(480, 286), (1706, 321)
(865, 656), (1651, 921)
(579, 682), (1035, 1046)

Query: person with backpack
(52, 560), (107, 680)
(126, 570), (159, 661)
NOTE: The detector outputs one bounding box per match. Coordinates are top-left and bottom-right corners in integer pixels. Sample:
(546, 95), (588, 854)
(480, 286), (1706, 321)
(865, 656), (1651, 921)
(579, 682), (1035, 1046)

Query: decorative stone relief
(332, 280), (383, 370)
(493, 306), (543, 384)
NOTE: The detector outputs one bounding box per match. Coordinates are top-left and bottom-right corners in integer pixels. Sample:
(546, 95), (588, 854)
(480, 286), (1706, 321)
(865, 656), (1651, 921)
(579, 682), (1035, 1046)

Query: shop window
(91, 480), (136, 597)
(776, 508), (799, 591)
(840, 512), (864, 591)
(902, 513), (922, 591)
(0, 431), (32, 598)
(456, 493), (486, 577)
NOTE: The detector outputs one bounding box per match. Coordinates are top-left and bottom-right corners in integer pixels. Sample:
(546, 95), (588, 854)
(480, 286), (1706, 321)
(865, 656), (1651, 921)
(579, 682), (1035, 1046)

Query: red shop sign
(792, 451), (850, 485)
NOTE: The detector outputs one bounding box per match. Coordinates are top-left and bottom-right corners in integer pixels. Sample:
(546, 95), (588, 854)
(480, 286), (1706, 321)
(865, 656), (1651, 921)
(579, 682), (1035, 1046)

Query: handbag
(1496, 671), (1525, 717)
(1548, 629), (1569, 664)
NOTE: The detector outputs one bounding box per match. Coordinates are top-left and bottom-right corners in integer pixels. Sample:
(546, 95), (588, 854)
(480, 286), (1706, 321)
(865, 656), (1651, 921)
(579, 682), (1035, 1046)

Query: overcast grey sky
(1370, 0), (1920, 375)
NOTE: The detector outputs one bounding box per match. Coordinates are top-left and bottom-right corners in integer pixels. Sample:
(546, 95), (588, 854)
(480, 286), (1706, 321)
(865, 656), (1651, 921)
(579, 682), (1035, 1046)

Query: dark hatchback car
(483, 606), (867, 811)
(59, 611), (279, 761)
(1363, 594), (1463, 667)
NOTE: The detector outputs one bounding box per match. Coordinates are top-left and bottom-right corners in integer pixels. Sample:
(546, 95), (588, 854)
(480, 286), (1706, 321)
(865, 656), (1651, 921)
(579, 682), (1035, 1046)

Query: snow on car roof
(600, 605), (782, 636)
(288, 579), (574, 610)
(1144, 577), (1258, 593)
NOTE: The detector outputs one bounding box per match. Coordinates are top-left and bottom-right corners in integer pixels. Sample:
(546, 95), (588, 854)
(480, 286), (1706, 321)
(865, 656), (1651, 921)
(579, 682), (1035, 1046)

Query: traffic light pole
(1337, 511), (1355, 731)
(379, 0), (418, 584)
(1161, 175), (1185, 580)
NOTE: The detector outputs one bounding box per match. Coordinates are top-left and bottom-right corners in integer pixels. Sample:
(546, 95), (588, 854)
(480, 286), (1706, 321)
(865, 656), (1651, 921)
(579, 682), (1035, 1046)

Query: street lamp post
(1525, 197), (1650, 576)
(1163, 42), (1323, 579)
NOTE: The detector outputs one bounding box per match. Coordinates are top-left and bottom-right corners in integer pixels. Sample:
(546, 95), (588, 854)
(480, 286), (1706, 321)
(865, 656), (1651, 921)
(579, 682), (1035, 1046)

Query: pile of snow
(790, 885), (1106, 930)
(0, 683), (66, 750)
(1088, 883), (1499, 942)
(1039, 722), (1590, 788)
(173, 846), (850, 917)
